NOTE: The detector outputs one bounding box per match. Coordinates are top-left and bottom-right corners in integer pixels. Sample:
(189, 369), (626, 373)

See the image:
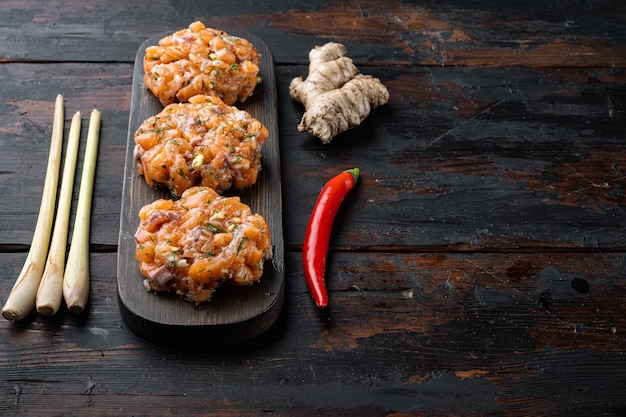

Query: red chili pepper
(303, 167), (360, 308)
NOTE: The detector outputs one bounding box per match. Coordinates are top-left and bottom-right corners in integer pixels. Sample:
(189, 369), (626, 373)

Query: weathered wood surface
(1, 0), (625, 416)
(3, 65), (625, 250)
(2, 251), (625, 416)
(1, 0), (624, 67)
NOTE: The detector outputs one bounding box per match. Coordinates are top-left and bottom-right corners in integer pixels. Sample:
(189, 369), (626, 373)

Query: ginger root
(289, 42), (389, 143)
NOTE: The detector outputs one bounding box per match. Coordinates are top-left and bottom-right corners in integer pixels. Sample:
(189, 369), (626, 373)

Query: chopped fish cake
(134, 94), (269, 196)
(134, 186), (272, 304)
(144, 21), (261, 106)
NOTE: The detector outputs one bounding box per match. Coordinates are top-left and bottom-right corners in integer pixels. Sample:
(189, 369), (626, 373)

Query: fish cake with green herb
(134, 94), (269, 196)
(135, 186), (272, 304)
(143, 21), (261, 106)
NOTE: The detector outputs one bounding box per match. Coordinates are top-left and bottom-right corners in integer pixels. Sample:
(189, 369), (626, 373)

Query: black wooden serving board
(117, 30), (284, 346)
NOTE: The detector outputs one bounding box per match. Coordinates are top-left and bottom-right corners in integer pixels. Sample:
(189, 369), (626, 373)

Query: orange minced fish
(144, 21), (261, 106)
(134, 94), (269, 196)
(135, 186), (272, 304)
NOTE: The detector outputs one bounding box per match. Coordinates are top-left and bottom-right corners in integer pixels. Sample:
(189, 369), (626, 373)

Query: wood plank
(8, 250), (625, 349)
(1, 251), (625, 416)
(280, 65), (626, 250)
(0, 0), (624, 67)
(1, 64), (625, 250)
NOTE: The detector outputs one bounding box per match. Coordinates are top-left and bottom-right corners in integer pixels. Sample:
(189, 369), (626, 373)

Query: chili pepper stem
(346, 167), (360, 182)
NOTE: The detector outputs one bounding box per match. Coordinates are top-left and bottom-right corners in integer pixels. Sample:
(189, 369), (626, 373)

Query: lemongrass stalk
(63, 109), (101, 314)
(36, 112), (82, 316)
(2, 94), (65, 321)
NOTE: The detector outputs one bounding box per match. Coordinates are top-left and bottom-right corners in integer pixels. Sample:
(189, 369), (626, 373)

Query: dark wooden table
(1, 1), (625, 416)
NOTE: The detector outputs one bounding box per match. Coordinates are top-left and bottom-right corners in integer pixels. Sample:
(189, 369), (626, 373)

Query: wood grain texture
(280, 65), (626, 250)
(2, 65), (624, 249)
(1, 0), (625, 416)
(1, 251), (625, 416)
(0, 63), (131, 246)
(0, 0), (624, 66)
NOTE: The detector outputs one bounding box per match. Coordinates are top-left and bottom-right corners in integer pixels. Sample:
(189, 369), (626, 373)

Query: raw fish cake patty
(144, 21), (261, 106)
(134, 186), (272, 304)
(134, 95), (268, 196)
